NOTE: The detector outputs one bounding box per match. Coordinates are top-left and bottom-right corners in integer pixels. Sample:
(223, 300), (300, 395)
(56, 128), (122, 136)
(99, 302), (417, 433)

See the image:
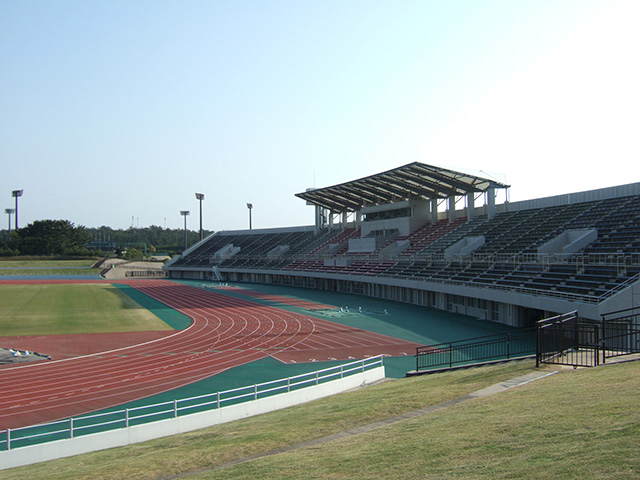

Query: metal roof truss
(296, 162), (509, 213)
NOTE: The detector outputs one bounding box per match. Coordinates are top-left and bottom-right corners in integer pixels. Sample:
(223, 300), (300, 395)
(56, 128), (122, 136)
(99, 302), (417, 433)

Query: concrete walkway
(102, 260), (166, 279)
(160, 370), (558, 479)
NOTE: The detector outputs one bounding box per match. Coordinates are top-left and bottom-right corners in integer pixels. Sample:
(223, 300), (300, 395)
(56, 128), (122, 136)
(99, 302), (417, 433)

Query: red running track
(0, 280), (420, 429)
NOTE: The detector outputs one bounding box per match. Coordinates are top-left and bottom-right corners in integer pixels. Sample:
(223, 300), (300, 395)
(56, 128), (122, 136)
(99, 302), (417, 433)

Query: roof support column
(487, 187), (496, 219)
(431, 199), (438, 223)
(447, 195), (456, 223)
(467, 192), (475, 221)
(342, 212), (348, 230)
(315, 205), (324, 233)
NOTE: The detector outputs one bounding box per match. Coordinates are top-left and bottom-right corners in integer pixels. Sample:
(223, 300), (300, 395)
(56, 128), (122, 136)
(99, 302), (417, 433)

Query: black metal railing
(601, 306), (640, 364)
(415, 307), (640, 373)
(536, 311), (600, 368)
(415, 328), (536, 372)
(536, 308), (640, 368)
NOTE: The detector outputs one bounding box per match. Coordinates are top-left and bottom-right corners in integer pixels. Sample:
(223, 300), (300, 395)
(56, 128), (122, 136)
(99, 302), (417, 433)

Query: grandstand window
(363, 207), (412, 222)
(369, 228), (399, 237)
(420, 291), (435, 307)
(447, 294), (466, 311)
(491, 303), (499, 322)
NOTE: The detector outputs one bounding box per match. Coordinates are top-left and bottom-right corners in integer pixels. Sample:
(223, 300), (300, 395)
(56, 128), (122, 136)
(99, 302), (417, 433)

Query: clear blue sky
(1, 1), (638, 231)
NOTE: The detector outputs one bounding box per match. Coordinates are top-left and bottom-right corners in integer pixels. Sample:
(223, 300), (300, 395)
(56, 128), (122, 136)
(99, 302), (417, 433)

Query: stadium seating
(168, 191), (640, 316)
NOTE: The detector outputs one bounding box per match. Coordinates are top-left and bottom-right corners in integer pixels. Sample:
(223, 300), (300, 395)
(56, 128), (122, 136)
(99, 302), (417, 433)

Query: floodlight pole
(180, 210), (190, 251)
(247, 203), (253, 230)
(4, 208), (14, 236)
(195, 193), (204, 241)
(12, 190), (23, 230)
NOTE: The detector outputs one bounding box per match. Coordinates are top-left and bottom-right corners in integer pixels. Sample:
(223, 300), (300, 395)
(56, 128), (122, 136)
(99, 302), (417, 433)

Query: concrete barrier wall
(0, 366), (385, 470)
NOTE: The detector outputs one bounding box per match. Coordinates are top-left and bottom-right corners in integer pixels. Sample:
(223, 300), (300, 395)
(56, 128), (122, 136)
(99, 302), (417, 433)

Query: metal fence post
(594, 325), (600, 367)
(449, 344), (453, 368)
(254, 384), (258, 401)
(6, 428), (10, 451)
(174, 400), (178, 418)
(506, 333), (511, 359)
(70, 418), (74, 439)
(536, 324), (540, 368)
(125, 408), (130, 428)
(601, 315), (607, 365)
(217, 391), (220, 409)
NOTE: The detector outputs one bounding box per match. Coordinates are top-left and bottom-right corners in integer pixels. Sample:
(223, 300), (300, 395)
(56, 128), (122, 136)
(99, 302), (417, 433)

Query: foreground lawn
(3, 359), (638, 480)
(0, 284), (173, 336)
(217, 360), (639, 480)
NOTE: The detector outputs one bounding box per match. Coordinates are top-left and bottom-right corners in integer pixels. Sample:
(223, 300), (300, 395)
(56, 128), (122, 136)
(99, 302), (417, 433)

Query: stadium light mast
(247, 203), (253, 230)
(195, 192), (204, 241)
(4, 208), (14, 236)
(11, 190), (23, 230)
(180, 210), (190, 251)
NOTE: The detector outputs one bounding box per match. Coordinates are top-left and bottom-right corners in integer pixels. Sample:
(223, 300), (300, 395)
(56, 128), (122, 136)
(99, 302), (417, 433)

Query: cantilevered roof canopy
(296, 162), (510, 213)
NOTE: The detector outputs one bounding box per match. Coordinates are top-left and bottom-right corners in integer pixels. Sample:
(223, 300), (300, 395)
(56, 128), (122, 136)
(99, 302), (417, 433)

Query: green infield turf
(0, 283), (174, 336)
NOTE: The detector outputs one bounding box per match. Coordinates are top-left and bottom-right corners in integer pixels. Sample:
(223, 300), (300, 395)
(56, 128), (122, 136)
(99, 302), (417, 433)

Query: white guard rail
(0, 356), (385, 470)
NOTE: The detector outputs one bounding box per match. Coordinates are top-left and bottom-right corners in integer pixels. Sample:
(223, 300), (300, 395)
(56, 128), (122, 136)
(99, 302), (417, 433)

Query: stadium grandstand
(164, 162), (640, 328)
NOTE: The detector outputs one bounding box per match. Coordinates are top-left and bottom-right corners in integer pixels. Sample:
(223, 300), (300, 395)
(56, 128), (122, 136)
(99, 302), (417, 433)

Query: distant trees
(5, 220), (90, 256)
(124, 247), (144, 261)
(0, 221), (212, 257)
(85, 225), (211, 256)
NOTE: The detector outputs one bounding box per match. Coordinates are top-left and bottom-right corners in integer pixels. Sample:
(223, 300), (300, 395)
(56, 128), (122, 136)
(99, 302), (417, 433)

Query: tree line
(0, 220), (212, 257)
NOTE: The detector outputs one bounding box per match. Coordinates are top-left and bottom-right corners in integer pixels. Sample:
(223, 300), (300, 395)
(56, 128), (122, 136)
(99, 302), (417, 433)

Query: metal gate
(537, 307), (640, 368)
(601, 306), (640, 363)
(536, 311), (600, 368)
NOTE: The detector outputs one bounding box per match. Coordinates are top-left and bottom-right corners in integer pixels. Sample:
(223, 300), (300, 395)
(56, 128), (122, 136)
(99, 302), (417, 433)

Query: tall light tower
(247, 203), (253, 230)
(180, 210), (190, 251)
(4, 208), (14, 236)
(195, 192), (205, 241)
(11, 190), (23, 230)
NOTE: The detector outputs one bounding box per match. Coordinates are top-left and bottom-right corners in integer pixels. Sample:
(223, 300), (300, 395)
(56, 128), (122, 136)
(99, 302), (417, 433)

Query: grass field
(2, 359), (638, 479)
(0, 259), (97, 268)
(0, 258), (102, 276)
(0, 284), (173, 336)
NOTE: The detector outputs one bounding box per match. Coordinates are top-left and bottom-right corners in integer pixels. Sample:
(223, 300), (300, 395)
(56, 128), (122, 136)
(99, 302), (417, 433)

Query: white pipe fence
(1, 356), (384, 453)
